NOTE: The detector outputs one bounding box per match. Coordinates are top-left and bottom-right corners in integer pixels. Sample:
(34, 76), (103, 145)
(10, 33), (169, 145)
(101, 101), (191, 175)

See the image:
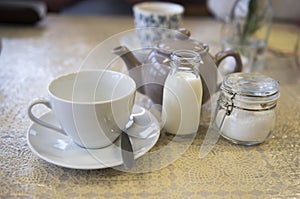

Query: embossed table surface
(0, 15), (299, 199)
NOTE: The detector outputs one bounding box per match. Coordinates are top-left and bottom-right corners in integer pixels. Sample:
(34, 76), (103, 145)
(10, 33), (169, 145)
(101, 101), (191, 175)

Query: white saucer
(27, 105), (160, 169)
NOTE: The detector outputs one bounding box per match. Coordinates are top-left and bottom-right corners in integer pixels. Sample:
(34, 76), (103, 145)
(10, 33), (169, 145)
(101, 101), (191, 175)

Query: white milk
(162, 71), (203, 135)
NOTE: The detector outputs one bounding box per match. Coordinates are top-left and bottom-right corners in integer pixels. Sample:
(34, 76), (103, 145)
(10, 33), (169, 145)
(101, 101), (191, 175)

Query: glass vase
(221, 0), (273, 72)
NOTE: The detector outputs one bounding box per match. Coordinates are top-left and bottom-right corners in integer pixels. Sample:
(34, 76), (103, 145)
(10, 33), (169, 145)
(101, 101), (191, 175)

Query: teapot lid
(156, 28), (209, 55)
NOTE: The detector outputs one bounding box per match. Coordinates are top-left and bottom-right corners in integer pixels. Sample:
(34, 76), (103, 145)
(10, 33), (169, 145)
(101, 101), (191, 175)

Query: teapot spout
(112, 46), (142, 70)
(112, 46), (145, 94)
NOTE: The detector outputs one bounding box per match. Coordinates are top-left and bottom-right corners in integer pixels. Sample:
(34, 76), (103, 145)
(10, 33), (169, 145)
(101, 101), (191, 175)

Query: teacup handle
(213, 48), (243, 72)
(28, 98), (66, 134)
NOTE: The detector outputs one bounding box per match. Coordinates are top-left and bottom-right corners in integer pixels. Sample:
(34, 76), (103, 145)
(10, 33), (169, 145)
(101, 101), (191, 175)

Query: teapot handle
(213, 48), (243, 72)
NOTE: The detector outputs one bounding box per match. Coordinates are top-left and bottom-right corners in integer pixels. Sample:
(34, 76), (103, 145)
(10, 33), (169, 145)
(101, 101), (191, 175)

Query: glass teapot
(113, 28), (242, 105)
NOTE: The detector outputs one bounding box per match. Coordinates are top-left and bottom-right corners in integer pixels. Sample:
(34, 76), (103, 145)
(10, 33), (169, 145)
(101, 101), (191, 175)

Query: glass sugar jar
(214, 72), (280, 145)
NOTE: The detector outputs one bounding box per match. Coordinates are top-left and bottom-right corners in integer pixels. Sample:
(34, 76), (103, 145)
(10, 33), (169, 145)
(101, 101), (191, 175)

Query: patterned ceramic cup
(133, 2), (184, 47)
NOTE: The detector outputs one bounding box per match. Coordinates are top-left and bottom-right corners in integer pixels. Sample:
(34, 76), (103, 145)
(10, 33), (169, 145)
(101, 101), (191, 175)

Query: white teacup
(28, 70), (136, 149)
(133, 2), (184, 47)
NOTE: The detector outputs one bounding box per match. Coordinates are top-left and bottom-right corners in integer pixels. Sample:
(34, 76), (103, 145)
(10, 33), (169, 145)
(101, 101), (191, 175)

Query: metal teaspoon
(121, 118), (135, 169)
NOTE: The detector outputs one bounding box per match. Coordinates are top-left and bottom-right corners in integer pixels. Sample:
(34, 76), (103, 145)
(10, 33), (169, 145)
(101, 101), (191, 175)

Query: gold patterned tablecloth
(0, 15), (299, 198)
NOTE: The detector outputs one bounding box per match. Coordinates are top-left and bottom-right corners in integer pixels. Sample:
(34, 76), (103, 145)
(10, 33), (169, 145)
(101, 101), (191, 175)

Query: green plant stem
(240, 0), (260, 44)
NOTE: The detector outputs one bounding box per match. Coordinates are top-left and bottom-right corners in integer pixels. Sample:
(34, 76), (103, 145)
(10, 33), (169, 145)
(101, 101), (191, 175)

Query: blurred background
(29, 0), (211, 16)
(0, 0), (211, 25)
(0, 0), (299, 24)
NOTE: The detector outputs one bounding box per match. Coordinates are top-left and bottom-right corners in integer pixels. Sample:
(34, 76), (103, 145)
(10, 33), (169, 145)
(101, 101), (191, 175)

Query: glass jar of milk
(162, 50), (203, 136)
(215, 72), (280, 145)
